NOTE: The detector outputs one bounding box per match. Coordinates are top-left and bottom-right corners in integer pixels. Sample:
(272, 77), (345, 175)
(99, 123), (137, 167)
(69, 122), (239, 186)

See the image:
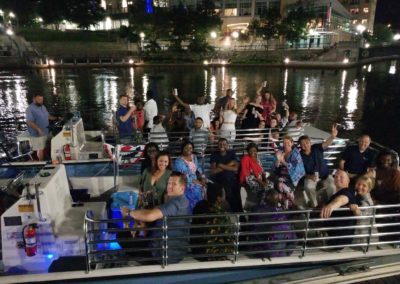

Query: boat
(1, 120), (400, 283)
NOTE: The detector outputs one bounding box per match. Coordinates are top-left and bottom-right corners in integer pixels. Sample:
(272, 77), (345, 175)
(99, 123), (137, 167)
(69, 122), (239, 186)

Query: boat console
(1, 164), (106, 274)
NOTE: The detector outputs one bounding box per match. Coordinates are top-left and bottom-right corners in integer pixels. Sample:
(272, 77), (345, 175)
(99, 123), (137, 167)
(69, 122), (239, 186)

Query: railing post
(301, 211), (311, 258)
(234, 214), (240, 263)
(162, 215), (168, 268)
(83, 215), (90, 273)
(365, 207), (376, 254)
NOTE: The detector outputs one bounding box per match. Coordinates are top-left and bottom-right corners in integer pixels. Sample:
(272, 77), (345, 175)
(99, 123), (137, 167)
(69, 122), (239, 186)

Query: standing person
(174, 141), (206, 211)
(133, 100), (145, 131)
(339, 135), (376, 179)
(189, 117), (209, 153)
(116, 94), (136, 142)
(210, 138), (243, 212)
(143, 90), (158, 133)
(214, 89), (233, 114)
(298, 124), (338, 208)
(173, 92), (214, 129)
(257, 83), (277, 123)
(120, 172), (191, 264)
(219, 97), (237, 142)
(240, 94), (264, 130)
(26, 93), (59, 161)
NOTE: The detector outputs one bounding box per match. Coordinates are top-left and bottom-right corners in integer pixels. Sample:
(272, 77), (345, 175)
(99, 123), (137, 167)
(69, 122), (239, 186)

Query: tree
(37, 0), (67, 28)
(65, 0), (105, 29)
(373, 24), (393, 43)
(0, 0), (39, 26)
(248, 8), (281, 41)
(279, 2), (315, 46)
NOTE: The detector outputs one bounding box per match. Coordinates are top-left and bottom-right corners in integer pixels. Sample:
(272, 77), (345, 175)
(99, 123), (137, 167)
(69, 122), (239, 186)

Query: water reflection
(0, 64), (399, 153)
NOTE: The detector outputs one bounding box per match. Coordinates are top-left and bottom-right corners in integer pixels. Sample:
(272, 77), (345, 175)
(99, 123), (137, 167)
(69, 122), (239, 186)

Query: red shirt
(133, 110), (144, 130)
(239, 154), (263, 184)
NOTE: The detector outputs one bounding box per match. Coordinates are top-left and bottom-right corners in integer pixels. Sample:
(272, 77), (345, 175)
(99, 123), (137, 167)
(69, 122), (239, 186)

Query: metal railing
(83, 204), (400, 273)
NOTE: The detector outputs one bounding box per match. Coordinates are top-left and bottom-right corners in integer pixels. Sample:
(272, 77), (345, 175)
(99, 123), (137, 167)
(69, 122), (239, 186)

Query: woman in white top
(219, 97), (237, 142)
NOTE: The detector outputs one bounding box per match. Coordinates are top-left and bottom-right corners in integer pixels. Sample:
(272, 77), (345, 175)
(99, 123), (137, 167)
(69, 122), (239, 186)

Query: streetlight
(356, 24), (366, 34)
(0, 10), (4, 16)
(6, 28), (14, 36)
(139, 32), (145, 51)
(9, 12), (15, 18)
(210, 31), (217, 39)
(394, 34), (400, 41)
(284, 57), (290, 64)
(231, 31), (239, 39)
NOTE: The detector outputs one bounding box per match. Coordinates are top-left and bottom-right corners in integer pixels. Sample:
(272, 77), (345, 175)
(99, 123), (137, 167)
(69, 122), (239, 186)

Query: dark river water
(0, 61), (400, 152)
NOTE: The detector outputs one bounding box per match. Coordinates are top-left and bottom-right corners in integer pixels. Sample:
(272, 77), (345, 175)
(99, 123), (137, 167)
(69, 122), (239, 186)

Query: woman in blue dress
(174, 141), (206, 210)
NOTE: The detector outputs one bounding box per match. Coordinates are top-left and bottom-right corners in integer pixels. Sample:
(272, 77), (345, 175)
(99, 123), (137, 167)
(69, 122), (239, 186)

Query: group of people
(120, 121), (400, 260)
(115, 83), (301, 150)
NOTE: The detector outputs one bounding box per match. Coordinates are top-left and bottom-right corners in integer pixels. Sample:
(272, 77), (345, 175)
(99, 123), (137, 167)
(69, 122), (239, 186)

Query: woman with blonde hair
(219, 97), (237, 142)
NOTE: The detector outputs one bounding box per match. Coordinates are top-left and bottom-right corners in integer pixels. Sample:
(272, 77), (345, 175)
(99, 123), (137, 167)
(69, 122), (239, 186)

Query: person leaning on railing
(320, 169), (357, 248)
(120, 172), (191, 264)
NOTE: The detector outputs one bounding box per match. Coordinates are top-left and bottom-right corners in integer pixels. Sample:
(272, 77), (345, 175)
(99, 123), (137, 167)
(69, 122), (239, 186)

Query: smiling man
(121, 171), (191, 263)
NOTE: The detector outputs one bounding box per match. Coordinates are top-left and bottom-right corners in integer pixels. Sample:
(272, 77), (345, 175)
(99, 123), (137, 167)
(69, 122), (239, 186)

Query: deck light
(343, 58), (349, 64)
(364, 43), (370, 48)
(203, 60), (209, 65)
(128, 59), (134, 64)
(221, 60), (226, 65)
(48, 59), (55, 66)
(284, 57), (290, 64)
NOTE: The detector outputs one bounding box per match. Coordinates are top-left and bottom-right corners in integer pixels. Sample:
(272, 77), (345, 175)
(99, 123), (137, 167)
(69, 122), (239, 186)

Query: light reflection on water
(0, 62), (399, 152)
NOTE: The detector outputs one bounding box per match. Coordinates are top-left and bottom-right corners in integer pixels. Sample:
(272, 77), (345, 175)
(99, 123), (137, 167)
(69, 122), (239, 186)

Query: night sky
(375, 0), (400, 30)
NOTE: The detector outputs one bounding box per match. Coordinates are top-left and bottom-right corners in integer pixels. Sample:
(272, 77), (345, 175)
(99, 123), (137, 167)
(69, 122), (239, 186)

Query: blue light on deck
(47, 254), (54, 259)
(146, 0), (153, 14)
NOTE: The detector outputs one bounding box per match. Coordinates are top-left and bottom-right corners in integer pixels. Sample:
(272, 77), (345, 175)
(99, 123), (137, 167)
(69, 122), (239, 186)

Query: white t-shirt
(189, 103), (215, 129)
(144, 99), (158, 128)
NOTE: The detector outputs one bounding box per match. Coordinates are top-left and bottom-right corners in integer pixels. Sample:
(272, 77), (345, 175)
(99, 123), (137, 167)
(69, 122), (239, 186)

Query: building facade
(337, 0), (377, 32)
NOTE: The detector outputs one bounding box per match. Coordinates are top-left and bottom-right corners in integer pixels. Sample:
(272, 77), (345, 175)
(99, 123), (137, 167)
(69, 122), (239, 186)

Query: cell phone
(173, 88), (178, 96)
(263, 81), (267, 87)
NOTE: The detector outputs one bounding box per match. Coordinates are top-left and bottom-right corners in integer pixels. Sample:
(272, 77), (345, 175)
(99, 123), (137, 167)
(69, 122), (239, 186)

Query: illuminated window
(361, 19), (368, 25)
(363, 7), (369, 13)
(352, 20), (358, 24)
(350, 8), (359, 14)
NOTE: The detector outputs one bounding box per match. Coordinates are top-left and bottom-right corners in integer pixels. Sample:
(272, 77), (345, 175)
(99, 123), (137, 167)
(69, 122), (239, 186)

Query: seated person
(141, 142), (159, 174)
(140, 151), (172, 207)
(239, 143), (271, 194)
(320, 170), (357, 248)
(149, 115), (169, 145)
(250, 189), (296, 258)
(349, 176), (377, 246)
(189, 117), (209, 153)
(191, 184), (233, 260)
(339, 135), (376, 179)
(174, 141), (206, 211)
(120, 172), (191, 264)
(371, 149), (400, 204)
(298, 123), (338, 208)
(210, 138), (242, 212)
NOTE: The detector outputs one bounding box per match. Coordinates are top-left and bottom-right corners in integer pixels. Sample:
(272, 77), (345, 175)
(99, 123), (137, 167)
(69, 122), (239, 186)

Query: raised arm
(173, 92), (190, 110)
(119, 106), (136, 123)
(322, 123), (338, 149)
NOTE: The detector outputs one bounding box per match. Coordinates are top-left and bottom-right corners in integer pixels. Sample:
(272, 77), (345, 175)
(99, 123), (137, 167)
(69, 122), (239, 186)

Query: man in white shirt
(173, 92), (214, 129)
(144, 90), (158, 132)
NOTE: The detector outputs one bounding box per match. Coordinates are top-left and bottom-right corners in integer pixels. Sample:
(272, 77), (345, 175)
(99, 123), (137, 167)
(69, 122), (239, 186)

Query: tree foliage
(248, 8), (281, 40)
(279, 3), (315, 44)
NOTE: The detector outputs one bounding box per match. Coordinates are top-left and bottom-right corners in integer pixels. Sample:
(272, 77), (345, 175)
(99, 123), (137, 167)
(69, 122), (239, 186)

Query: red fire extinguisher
(23, 224), (38, 257)
(63, 144), (72, 160)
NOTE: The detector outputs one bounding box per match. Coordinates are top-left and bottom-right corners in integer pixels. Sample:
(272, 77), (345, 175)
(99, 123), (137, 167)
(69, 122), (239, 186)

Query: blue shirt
(152, 194), (191, 263)
(301, 143), (329, 179)
(26, 103), (49, 137)
(116, 105), (133, 137)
